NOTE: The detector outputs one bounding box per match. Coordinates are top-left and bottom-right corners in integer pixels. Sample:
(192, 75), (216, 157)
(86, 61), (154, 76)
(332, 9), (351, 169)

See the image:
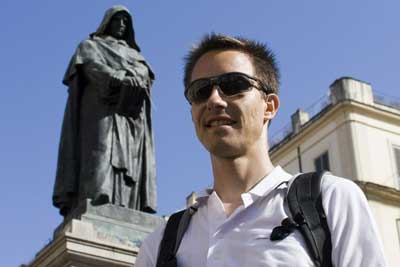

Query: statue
(53, 6), (156, 217)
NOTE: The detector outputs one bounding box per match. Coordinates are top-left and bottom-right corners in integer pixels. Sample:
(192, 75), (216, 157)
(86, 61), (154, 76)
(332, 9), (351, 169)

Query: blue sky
(1, 0), (399, 265)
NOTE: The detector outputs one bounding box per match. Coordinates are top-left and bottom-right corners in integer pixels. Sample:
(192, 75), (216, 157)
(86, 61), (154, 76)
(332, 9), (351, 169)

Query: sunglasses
(185, 72), (273, 104)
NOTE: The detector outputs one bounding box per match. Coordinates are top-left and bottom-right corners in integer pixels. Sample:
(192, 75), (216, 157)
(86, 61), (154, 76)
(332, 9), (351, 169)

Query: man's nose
(206, 86), (228, 110)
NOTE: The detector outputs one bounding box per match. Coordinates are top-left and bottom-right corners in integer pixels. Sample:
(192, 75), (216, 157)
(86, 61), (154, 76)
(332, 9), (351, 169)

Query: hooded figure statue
(53, 5), (156, 216)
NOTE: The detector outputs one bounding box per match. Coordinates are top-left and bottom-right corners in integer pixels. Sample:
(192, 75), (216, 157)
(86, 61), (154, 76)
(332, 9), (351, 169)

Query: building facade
(270, 77), (400, 266)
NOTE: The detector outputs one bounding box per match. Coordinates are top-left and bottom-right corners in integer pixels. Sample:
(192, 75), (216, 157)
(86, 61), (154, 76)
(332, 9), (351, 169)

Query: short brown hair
(183, 33), (280, 94)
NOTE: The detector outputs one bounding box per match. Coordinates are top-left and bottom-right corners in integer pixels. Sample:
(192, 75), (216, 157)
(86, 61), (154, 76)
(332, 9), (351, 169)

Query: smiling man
(135, 34), (387, 267)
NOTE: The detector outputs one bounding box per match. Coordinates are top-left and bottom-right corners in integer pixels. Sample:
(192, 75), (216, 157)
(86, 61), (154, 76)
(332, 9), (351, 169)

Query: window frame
(392, 146), (400, 189)
(314, 151), (330, 173)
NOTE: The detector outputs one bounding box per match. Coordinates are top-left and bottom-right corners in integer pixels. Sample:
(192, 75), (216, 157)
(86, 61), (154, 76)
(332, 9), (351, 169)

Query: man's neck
(210, 146), (274, 216)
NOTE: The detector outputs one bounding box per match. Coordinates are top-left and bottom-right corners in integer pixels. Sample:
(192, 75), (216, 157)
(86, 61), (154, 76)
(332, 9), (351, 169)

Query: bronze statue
(53, 6), (156, 216)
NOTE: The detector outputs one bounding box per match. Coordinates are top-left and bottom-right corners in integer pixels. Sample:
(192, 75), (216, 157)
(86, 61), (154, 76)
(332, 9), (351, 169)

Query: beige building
(269, 77), (400, 266)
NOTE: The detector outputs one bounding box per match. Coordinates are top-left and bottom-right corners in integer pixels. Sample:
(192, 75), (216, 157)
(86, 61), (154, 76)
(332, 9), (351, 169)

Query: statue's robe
(53, 6), (156, 216)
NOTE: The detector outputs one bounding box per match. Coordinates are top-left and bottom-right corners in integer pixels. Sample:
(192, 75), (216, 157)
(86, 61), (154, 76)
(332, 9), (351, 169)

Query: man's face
(190, 50), (270, 158)
(108, 12), (128, 39)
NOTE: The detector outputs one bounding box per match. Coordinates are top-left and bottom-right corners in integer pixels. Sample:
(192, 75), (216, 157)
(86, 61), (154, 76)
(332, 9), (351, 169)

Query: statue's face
(108, 12), (128, 39)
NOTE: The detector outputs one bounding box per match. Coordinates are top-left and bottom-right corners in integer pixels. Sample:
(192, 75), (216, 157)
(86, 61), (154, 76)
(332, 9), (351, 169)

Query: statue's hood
(92, 5), (140, 51)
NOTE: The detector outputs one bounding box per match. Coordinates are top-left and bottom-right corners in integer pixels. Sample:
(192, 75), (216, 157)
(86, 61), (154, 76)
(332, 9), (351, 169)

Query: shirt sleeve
(135, 223), (166, 267)
(321, 174), (387, 267)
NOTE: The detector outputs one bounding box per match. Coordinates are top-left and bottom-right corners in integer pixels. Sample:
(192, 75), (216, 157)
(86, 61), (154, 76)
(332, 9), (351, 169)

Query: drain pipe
(297, 146), (303, 172)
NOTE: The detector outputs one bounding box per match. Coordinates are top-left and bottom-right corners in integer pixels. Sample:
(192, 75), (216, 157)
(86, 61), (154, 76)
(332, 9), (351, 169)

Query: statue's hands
(110, 70), (126, 88)
(121, 77), (139, 87)
(122, 77), (149, 91)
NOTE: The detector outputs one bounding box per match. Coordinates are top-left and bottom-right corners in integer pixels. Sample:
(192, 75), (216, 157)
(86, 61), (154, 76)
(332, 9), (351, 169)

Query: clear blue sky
(1, 0), (399, 265)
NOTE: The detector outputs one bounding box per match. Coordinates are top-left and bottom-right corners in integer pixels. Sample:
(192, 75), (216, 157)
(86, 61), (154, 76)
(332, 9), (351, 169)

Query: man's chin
(206, 142), (243, 159)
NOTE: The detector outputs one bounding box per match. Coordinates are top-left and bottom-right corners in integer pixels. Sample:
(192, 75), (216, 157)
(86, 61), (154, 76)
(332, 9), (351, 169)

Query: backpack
(156, 171), (332, 267)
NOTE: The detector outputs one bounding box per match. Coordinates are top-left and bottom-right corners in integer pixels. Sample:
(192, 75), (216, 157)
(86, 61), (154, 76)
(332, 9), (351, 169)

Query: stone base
(26, 200), (164, 267)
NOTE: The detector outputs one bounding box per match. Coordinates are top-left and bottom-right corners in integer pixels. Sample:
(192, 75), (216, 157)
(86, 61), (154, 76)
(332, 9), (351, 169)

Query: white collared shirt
(136, 166), (387, 267)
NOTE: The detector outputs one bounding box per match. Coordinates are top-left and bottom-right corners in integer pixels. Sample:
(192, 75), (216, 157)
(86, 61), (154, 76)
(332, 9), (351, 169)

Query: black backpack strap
(287, 171), (332, 267)
(156, 207), (197, 267)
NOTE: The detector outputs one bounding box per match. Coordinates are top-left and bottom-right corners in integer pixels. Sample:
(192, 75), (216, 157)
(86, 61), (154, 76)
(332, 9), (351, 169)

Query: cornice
(355, 181), (400, 206)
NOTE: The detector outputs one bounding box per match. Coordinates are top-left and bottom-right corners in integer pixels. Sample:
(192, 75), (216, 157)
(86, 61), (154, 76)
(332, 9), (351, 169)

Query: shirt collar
(191, 166), (293, 208)
(246, 166), (292, 197)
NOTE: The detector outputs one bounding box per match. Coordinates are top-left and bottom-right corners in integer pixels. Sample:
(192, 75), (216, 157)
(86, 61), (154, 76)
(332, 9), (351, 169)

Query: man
(136, 34), (387, 266)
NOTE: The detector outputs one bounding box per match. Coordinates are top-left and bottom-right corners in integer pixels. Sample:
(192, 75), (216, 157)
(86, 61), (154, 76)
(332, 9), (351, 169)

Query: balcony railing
(373, 91), (400, 110)
(269, 93), (330, 148)
(269, 122), (292, 148)
(269, 87), (400, 149)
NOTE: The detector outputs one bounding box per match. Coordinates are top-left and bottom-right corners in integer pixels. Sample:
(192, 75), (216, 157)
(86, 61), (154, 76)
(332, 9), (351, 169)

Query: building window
(394, 147), (400, 188)
(314, 151), (330, 172)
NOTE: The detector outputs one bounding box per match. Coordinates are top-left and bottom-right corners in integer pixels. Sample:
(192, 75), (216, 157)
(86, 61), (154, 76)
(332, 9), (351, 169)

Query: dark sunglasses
(185, 72), (273, 104)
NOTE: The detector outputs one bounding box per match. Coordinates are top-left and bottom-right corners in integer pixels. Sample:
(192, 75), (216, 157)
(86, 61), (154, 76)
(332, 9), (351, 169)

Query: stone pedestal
(26, 200), (164, 267)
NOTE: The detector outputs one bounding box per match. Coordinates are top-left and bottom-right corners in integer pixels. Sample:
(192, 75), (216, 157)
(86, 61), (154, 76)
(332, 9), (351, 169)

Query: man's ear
(264, 94), (280, 123)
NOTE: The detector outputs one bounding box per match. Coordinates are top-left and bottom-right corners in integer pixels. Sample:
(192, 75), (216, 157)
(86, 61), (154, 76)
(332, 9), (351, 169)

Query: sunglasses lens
(219, 75), (252, 96)
(195, 85), (212, 102)
(187, 80), (212, 103)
